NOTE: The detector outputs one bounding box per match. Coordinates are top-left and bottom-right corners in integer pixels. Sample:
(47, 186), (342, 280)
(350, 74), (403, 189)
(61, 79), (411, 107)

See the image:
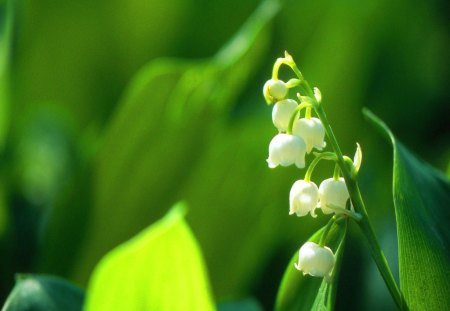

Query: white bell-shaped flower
(289, 180), (319, 217)
(295, 241), (335, 281)
(318, 178), (350, 214)
(263, 79), (287, 103)
(292, 117), (326, 153)
(267, 134), (306, 169)
(272, 99), (298, 132)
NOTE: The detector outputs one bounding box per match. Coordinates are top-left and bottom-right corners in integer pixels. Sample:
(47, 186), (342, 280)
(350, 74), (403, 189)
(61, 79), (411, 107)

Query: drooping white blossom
(263, 79), (287, 103)
(289, 180), (319, 217)
(267, 133), (306, 169)
(292, 117), (326, 153)
(318, 178), (350, 214)
(295, 241), (335, 281)
(272, 99), (298, 132)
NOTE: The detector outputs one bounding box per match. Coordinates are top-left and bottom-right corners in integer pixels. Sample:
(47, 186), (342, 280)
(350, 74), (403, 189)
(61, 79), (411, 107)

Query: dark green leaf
(218, 298), (263, 311)
(364, 109), (450, 310)
(2, 274), (84, 311)
(275, 219), (348, 311)
(84, 202), (215, 311)
(0, 0), (12, 151)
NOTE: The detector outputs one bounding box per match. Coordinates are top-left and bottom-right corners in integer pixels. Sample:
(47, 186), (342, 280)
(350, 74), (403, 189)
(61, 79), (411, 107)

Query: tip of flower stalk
(284, 51), (293, 62)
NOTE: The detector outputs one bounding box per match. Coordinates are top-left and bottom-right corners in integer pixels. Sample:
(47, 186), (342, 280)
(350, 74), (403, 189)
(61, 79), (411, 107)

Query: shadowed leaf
(2, 275), (84, 311)
(365, 108), (450, 310)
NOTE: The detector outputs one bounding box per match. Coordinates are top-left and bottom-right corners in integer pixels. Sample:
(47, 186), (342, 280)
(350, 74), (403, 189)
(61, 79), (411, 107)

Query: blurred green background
(1, 0), (449, 309)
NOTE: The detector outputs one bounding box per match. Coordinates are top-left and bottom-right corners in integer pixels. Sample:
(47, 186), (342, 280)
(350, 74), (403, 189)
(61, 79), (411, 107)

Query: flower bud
(295, 241), (335, 280)
(313, 87), (322, 103)
(292, 117), (326, 153)
(263, 79), (287, 104)
(318, 178), (349, 214)
(267, 133), (306, 169)
(289, 180), (319, 217)
(272, 99), (298, 132)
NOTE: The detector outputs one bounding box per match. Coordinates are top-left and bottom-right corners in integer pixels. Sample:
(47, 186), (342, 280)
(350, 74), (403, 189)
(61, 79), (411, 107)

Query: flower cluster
(265, 80), (326, 169)
(263, 52), (361, 282)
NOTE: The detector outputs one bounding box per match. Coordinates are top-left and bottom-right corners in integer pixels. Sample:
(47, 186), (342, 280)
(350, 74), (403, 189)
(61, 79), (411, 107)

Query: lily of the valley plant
(263, 52), (408, 310)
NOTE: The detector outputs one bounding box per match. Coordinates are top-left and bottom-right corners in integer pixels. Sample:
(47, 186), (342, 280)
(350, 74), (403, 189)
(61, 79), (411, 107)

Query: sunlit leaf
(1, 274), (84, 311)
(365, 109), (450, 310)
(84, 202), (215, 311)
(275, 219), (347, 311)
(71, 0), (281, 284)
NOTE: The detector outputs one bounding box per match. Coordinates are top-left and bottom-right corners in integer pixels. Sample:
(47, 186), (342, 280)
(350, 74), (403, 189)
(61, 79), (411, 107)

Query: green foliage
(218, 298), (263, 311)
(68, 0), (281, 285)
(365, 109), (450, 310)
(275, 219), (347, 311)
(180, 116), (302, 296)
(2, 275), (84, 311)
(0, 0), (12, 151)
(2, 0), (449, 309)
(83, 202), (215, 311)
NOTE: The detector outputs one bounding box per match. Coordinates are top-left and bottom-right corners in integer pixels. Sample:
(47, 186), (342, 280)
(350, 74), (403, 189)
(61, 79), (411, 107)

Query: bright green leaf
(2, 274), (84, 311)
(84, 202), (215, 311)
(365, 109), (450, 310)
(275, 219), (347, 311)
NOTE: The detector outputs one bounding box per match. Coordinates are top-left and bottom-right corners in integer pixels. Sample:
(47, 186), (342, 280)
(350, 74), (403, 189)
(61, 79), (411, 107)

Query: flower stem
(286, 102), (311, 134)
(333, 163), (341, 180)
(314, 102), (408, 311)
(305, 107), (312, 119)
(304, 152), (336, 182)
(319, 216), (336, 247)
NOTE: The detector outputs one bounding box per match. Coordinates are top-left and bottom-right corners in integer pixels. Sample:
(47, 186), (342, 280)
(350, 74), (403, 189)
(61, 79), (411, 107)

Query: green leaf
(84, 202), (215, 311)
(2, 274), (84, 311)
(217, 298), (263, 311)
(275, 219), (347, 311)
(70, 0), (281, 284)
(179, 116), (305, 297)
(364, 109), (450, 310)
(0, 0), (12, 151)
